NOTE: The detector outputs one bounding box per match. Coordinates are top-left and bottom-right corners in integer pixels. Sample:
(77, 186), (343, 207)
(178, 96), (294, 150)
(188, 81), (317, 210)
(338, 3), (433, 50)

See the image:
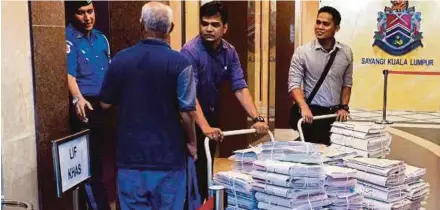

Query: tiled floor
(350, 109), (440, 124)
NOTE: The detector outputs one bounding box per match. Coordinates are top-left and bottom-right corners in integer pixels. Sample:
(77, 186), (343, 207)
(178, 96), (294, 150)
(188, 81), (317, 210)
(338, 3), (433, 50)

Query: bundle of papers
(362, 197), (412, 210)
(404, 164), (427, 185)
(403, 164), (429, 209)
(343, 158), (412, 209)
(232, 161), (254, 174)
(324, 165), (358, 196)
(214, 171), (258, 209)
(253, 159), (325, 178)
(330, 133), (391, 151)
(228, 145), (263, 162)
(249, 141), (331, 209)
(323, 165), (364, 209)
(332, 121), (385, 134)
(251, 170), (325, 189)
(344, 158), (406, 177)
(356, 181), (408, 203)
(330, 121), (391, 158)
(327, 193), (364, 210)
(257, 199), (332, 210)
(329, 144), (390, 158)
(406, 181), (429, 201)
(260, 141), (324, 164)
(322, 146), (360, 166)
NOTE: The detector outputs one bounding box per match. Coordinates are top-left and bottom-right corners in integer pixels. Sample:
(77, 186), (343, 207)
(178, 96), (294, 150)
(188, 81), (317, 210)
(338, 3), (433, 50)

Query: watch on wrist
(338, 104), (349, 112)
(253, 116), (265, 123)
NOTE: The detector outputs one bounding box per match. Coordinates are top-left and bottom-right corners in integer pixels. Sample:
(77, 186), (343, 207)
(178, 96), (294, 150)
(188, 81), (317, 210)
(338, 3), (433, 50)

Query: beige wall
(170, 1), (183, 50)
(185, 1), (200, 42)
(1, 1), (39, 209)
(295, 1), (319, 48)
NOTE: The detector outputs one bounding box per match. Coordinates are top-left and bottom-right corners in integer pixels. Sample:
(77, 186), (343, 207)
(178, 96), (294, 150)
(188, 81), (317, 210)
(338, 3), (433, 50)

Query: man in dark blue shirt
(100, 2), (197, 210)
(65, 1), (111, 209)
(181, 1), (269, 202)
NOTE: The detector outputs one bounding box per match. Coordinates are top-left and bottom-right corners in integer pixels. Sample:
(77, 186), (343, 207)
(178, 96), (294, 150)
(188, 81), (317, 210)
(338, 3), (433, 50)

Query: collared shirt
(66, 24), (110, 97)
(100, 39), (196, 170)
(181, 35), (248, 114)
(288, 40), (353, 107)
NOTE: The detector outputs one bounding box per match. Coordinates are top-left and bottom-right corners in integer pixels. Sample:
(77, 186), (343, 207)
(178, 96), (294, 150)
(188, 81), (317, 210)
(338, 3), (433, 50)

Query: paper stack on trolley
(343, 158), (411, 209)
(213, 171), (258, 209)
(251, 141), (331, 210)
(228, 145), (263, 174)
(404, 164), (429, 209)
(323, 165), (364, 209)
(330, 121), (391, 158)
(322, 146), (360, 166)
(260, 141), (324, 164)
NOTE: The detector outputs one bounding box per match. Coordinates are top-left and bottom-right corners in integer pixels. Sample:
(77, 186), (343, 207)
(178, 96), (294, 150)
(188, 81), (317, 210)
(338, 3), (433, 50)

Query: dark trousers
(301, 105), (337, 146)
(195, 112), (217, 202)
(70, 96), (114, 210)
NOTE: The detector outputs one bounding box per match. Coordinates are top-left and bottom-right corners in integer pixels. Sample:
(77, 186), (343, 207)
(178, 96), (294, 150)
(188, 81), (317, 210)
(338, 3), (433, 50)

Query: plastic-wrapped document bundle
(253, 159), (326, 178)
(328, 193), (364, 210)
(228, 145), (263, 174)
(324, 165), (357, 196)
(213, 171), (258, 209)
(250, 141), (330, 210)
(322, 146), (360, 166)
(344, 158), (411, 209)
(330, 121), (391, 158)
(332, 121), (385, 134)
(255, 191), (331, 209)
(232, 161), (254, 174)
(356, 181), (408, 203)
(363, 197), (412, 210)
(229, 145), (263, 162)
(404, 164), (426, 184)
(344, 158), (406, 178)
(330, 133), (391, 152)
(329, 144), (390, 158)
(251, 170), (325, 189)
(406, 181), (429, 200)
(260, 141), (324, 164)
(404, 164), (429, 209)
(324, 165), (363, 209)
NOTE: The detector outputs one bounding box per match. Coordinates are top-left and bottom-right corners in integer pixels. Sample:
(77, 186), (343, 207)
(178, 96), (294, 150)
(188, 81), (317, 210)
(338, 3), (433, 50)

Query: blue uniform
(66, 23), (110, 96)
(66, 23), (111, 210)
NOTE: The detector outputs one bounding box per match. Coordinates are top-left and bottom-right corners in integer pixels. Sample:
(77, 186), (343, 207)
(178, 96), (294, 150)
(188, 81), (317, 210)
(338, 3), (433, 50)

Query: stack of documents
(228, 145), (263, 174)
(404, 164), (429, 209)
(324, 165), (364, 209)
(214, 171), (258, 209)
(260, 141), (324, 164)
(344, 158), (410, 209)
(330, 122), (391, 158)
(250, 142), (330, 210)
(322, 146), (360, 166)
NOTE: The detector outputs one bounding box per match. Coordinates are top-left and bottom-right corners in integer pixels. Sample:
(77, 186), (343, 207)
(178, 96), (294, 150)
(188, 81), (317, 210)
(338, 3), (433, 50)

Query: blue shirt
(66, 24), (110, 96)
(100, 39), (196, 170)
(181, 35), (248, 114)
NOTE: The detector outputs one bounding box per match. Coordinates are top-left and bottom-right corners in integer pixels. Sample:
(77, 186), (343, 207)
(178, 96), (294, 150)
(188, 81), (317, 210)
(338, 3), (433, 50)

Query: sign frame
(52, 129), (91, 198)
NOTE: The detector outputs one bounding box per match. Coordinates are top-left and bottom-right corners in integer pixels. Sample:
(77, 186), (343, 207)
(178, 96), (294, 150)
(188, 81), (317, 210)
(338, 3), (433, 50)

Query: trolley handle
(297, 114), (338, 142)
(204, 129), (274, 193)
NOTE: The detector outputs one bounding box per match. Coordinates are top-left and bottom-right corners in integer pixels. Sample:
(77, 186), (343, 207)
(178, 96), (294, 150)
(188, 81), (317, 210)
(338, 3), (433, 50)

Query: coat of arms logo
(373, 0), (423, 56)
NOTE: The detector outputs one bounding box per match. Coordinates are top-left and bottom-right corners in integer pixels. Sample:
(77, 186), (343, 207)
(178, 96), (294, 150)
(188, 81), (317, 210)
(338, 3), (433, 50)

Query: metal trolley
(203, 129), (274, 210)
(203, 114), (338, 209)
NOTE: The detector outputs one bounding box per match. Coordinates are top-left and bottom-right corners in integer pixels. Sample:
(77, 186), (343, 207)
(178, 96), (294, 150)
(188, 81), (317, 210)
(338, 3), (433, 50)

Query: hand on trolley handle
(297, 113), (351, 142)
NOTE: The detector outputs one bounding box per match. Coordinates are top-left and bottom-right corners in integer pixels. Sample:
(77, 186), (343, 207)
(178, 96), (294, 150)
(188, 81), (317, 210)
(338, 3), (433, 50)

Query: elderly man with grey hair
(99, 2), (198, 209)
